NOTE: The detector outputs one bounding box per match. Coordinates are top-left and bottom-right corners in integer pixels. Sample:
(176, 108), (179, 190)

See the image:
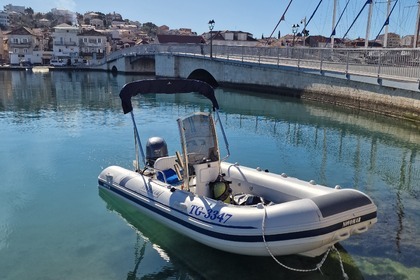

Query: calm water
(0, 70), (419, 280)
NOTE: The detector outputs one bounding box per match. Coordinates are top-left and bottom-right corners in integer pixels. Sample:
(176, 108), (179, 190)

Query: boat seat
(157, 168), (181, 185)
(154, 155), (178, 170)
(153, 156), (183, 185)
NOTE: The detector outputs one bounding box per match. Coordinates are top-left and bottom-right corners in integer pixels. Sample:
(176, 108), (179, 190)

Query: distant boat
(32, 66), (49, 73)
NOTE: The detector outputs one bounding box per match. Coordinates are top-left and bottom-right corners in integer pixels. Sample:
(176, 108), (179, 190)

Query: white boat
(98, 78), (377, 257)
(32, 66), (50, 73)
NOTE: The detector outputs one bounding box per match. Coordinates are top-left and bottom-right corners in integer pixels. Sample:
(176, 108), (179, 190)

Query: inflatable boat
(98, 78), (377, 257)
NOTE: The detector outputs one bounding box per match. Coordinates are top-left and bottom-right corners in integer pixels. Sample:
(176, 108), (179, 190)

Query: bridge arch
(187, 69), (219, 88)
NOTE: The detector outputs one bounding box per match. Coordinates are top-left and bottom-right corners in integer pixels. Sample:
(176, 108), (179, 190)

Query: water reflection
(0, 70), (145, 114)
(215, 90), (419, 194)
(1, 71), (418, 279)
(145, 89), (420, 270)
(214, 89), (419, 269)
(99, 189), (364, 280)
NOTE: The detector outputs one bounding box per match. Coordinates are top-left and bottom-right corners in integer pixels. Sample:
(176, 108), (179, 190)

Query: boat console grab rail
(215, 109), (230, 161)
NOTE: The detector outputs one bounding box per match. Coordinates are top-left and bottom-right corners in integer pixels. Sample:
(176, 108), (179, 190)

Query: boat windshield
(177, 112), (220, 165)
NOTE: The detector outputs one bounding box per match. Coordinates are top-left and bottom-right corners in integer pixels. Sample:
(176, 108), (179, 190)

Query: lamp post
(292, 24), (299, 47)
(208, 19), (215, 58)
(301, 17), (307, 47)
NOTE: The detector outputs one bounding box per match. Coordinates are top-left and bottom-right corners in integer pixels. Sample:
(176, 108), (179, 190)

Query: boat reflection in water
(99, 188), (364, 280)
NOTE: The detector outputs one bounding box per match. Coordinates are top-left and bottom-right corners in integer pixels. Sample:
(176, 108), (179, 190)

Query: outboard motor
(146, 137), (168, 167)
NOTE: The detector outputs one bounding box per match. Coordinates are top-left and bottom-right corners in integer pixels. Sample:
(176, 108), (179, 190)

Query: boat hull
(98, 164), (377, 257)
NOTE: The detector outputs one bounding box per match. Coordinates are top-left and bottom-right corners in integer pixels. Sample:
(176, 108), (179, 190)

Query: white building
(90, 18), (104, 29)
(377, 33), (401, 48)
(401, 35), (414, 48)
(0, 10), (9, 27)
(3, 4), (25, 14)
(203, 30), (258, 47)
(78, 29), (108, 61)
(0, 29), (4, 63)
(7, 26), (36, 65)
(51, 23), (80, 63)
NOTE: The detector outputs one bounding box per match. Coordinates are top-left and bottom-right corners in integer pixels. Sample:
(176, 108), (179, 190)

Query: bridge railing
(101, 44), (420, 81)
(209, 46), (420, 82)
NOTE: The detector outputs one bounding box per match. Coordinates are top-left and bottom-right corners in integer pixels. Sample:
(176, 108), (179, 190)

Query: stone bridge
(93, 44), (420, 122)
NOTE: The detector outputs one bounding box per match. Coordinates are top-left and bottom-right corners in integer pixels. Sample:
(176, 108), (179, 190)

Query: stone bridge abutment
(154, 54), (419, 122)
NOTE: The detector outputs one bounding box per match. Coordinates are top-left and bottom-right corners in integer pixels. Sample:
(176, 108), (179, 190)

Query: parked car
(50, 59), (66, 66)
(20, 60), (32, 67)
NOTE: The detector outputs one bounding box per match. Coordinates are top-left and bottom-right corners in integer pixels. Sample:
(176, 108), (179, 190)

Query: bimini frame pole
(215, 109), (230, 161)
(130, 111), (146, 168)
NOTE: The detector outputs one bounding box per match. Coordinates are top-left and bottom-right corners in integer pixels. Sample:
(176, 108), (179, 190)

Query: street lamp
(292, 24), (299, 47)
(208, 19), (215, 58)
(301, 17), (307, 47)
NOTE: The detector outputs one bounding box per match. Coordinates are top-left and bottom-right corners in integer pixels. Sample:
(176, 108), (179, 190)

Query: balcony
(80, 51), (105, 60)
(9, 42), (32, 48)
(79, 42), (105, 48)
(53, 41), (77, 46)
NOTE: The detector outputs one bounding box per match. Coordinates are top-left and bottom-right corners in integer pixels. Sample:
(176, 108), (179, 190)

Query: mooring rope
(261, 205), (348, 279)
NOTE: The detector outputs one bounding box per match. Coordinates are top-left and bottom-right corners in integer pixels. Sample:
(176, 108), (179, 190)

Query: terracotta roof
(211, 31), (225, 40)
(8, 26), (33, 35)
(79, 29), (104, 36)
(157, 34), (204, 44)
(54, 23), (72, 28)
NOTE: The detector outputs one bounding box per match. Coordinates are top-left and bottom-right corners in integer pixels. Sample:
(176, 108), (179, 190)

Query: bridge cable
(375, 0), (399, 40)
(342, 0), (372, 40)
(330, 0), (350, 37)
(302, 0), (324, 34)
(267, 0), (294, 40)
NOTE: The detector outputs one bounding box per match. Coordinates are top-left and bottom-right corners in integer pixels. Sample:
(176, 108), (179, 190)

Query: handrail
(100, 44), (420, 82)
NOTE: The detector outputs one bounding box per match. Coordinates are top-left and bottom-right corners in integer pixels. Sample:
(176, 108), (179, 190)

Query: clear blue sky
(2, 0), (418, 39)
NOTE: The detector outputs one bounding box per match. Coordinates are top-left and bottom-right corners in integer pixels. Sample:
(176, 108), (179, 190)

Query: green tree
(25, 7), (34, 16)
(141, 22), (158, 37)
